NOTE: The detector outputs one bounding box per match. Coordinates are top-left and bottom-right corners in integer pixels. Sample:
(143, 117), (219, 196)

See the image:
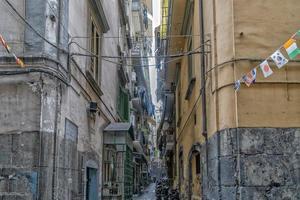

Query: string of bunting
(0, 34), (25, 67)
(234, 29), (300, 91)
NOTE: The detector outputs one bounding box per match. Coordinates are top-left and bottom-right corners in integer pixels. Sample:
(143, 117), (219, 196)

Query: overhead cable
(3, 0), (68, 54)
(71, 40), (210, 59)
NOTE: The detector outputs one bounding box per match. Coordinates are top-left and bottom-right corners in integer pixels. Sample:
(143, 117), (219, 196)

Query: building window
(187, 2), (194, 82)
(195, 153), (200, 174)
(90, 16), (101, 83)
(179, 149), (184, 182)
(184, 2), (196, 100)
(176, 63), (181, 127)
(188, 38), (193, 81)
(117, 87), (129, 121)
(176, 68), (182, 127)
(103, 146), (116, 183)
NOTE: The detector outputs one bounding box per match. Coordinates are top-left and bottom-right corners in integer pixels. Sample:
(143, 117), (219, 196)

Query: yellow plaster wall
(233, 0), (300, 127)
(169, 0), (300, 197)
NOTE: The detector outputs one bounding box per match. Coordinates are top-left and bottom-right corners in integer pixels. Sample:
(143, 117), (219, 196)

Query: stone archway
(188, 143), (202, 200)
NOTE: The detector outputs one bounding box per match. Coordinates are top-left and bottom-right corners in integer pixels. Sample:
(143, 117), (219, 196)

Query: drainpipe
(199, 0), (207, 141)
(56, 0), (61, 60)
(52, 0), (62, 199)
(199, 0), (209, 198)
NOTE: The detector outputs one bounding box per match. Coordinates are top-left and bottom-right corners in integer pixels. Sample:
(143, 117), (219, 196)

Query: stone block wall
(201, 128), (300, 200)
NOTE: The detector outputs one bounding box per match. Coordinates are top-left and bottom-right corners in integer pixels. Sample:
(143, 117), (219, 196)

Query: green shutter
(118, 87), (129, 122)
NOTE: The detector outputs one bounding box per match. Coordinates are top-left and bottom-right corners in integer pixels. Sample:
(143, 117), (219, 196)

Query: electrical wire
(101, 47), (208, 67)
(71, 40), (210, 59)
(2, 0), (211, 62)
(100, 43), (210, 67)
(72, 49), (209, 60)
(0, 67), (68, 85)
(70, 34), (206, 39)
(3, 0), (68, 54)
(101, 50), (208, 68)
(205, 58), (300, 76)
(43, 4), (204, 41)
(2, 0), (119, 122)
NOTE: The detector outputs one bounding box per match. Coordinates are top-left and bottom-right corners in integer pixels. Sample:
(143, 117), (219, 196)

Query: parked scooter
(168, 187), (179, 200)
(155, 177), (170, 200)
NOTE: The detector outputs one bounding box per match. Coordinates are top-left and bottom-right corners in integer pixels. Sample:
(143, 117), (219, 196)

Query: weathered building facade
(0, 0), (134, 199)
(157, 0), (300, 199)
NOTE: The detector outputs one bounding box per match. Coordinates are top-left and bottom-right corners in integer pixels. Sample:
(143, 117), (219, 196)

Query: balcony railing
(166, 134), (174, 151)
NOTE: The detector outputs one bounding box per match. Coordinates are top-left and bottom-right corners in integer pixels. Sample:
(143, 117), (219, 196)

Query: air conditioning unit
(132, 72), (137, 82)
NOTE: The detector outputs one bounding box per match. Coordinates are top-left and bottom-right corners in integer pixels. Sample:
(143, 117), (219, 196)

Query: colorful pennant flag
(283, 38), (300, 59)
(0, 34), (25, 67)
(0, 34), (11, 53)
(259, 60), (273, 78)
(235, 29), (300, 91)
(13, 53), (25, 68)
(252, 68), (257, 83)
(271, 50), (288, 68)
(234, 80), (241, 91)
(242, 68), (257, 87)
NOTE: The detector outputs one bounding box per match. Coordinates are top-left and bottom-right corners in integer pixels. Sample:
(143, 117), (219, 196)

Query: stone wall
(0, 71), (103, 199)
(201, 128), (300, 200)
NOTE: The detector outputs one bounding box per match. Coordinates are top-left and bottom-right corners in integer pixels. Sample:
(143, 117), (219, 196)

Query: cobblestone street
(133, 183), (156, 200)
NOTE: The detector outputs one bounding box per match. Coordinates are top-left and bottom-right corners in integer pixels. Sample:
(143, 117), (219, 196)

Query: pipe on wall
(198, 1), (209, 200)
(51, 0), (62, 198)
(199, 0), (207, 140)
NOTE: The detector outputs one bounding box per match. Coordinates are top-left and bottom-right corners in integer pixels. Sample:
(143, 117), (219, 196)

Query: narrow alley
(0, 0), (299, 199)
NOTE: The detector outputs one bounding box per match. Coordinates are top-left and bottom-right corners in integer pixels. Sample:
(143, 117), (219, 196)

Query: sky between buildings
(149, 0), (161, 106)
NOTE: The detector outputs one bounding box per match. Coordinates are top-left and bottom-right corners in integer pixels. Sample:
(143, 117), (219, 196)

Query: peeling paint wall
(0, 0), (124, 199)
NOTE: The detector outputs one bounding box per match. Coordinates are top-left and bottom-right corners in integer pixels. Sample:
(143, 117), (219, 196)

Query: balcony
(166, 134), (174, 152)
(132, 42), (141, 56)
(132, 97), (143, 113)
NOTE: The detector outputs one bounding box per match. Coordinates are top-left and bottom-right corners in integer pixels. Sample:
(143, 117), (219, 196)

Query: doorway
(86, 167), (98, 200)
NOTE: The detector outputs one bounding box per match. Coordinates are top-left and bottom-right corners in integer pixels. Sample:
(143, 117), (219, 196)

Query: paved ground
(133, 183), (156, 200)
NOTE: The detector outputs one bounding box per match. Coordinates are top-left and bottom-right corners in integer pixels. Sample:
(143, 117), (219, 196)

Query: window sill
(185, 77), (196, 100)
(86, 70), (103, 97)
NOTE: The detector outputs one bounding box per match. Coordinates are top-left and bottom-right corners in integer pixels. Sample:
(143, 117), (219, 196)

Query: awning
(104, 122), (134, 140)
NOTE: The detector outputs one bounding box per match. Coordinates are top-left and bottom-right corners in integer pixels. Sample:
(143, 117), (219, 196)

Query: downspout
(199, 0), (209, 198)
(199, 0), (207, 142)
(56, 0), (62, 60)
(52, 0), (62, 198)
